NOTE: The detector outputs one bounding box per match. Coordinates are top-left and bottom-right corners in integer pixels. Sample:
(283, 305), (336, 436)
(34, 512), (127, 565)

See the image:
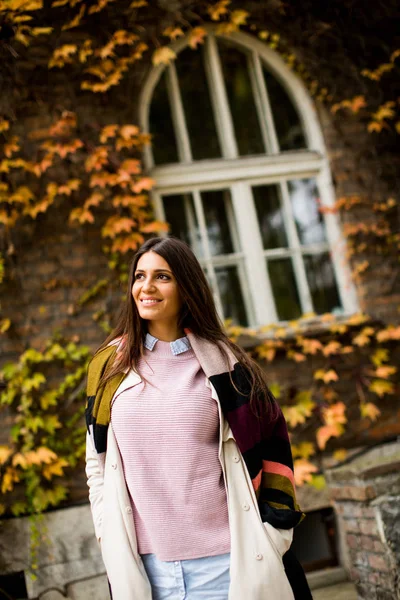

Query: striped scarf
(85, 331), (304, 529)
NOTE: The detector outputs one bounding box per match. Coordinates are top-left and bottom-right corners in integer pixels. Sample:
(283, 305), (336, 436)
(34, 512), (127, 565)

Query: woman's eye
(134, 273), (144, 280)
(158, 274), (170, 280)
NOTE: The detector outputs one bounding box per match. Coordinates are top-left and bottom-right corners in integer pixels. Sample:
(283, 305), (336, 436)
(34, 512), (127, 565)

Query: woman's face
(132, 251), (182, 330)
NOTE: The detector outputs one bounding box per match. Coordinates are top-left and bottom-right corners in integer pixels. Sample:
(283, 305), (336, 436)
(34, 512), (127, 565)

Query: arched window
(140, 31), (357, 327)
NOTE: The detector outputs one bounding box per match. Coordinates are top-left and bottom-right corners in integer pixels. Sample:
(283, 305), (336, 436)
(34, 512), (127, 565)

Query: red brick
(346, 533), (359, 549)
(343, 517), (360, 533)
(368, 554), (390, 572)
(360, 519), (379, 537)
(349, 567), (361, 582)
(330, 485), (376, 501)
(360, 535), (374, 550)
(373, 540), (386, 553)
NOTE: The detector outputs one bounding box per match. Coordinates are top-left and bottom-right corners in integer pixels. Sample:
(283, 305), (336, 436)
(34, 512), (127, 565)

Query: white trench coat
(86, 370), (295, 600)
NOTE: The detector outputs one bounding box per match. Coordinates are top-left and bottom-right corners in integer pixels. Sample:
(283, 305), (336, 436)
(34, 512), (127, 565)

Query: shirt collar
(144, 332), (191, 356)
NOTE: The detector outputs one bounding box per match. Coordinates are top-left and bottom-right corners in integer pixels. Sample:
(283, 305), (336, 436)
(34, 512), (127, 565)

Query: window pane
(252, 184), (288, 249)
(268, 258), (302, 321)
(175, 47), (221, 161)
(215, 266), (248, 326)
(263, 68), (307, 151)
(288, 179), (327, 245)
(218, 41), (265, 156)
(201, 189), (237, 256)
(162, 193), (203, 257)
(150, 70), (179, 165)
(304, 253), (342, 315)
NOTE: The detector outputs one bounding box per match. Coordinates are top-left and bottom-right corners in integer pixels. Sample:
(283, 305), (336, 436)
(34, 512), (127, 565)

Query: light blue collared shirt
(144, 332), (191, 356)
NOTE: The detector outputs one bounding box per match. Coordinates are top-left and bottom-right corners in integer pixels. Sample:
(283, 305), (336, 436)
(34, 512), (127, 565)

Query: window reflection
(263, 68), (306, 151)
(149, 71), (179, 165)
(176, 47), (221, 161)
(215, 266), (248, 326)
(162, 193), (203, 257)
(252, 184), (288, 249)
(304, 253), (342, 314)
(218, 41), (265, 156)
(268, 258), (302, 321)
(287, 179), (327, 245)
(201, 189), (238, 256)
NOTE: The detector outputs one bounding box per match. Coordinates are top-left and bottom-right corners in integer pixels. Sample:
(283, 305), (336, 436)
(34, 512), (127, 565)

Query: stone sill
(235, 312), (362, 350)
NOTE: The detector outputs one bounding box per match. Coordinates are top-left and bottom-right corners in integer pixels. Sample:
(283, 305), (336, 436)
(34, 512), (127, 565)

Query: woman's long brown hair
(98, 236), (277, 416)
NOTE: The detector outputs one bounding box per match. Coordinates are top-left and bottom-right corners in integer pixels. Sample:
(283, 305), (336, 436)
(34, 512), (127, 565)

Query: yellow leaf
(31, 27), (53, 35)
(293, 459), (318, 486)
(333, 448), (347, 462)
(231, 9), (249, 25)
(152, 47), (176, 66)
(163, 26), (184, 41)
(42, 458), (69, 480)
(0, 446), (12, 466)
(62, 4), (85, 30)
(360, 402), (381, 421)
(48, 44), (78, 68)
(292, 442), (315, 460)
(0, 119), (10, 133)
(130, 0), (147, 6)
(314, 368), (338, 383)
(371, 348), (389, 367)
(208, 0), (231, 20)
(322, 341), (342, 356)
(369, 379), (394, 398)
(1, 467), (19, 494)
(310, 474), (326, 490)
(0, 318), (11, 333)
(286, 350), (306, 362)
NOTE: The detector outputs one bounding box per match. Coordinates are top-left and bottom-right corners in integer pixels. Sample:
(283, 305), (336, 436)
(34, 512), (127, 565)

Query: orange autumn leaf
(322, 401), (347, 426)
(316, 423), (344, 450)
(85, 146), (109, 172)
(314, 369), (339, 383)
(152, 47), (176, 66)
(293, 459), (318, 486)
(374, 365), (397, 379)
(102, 216), (136, 237)
(99, 124), (118, 143)
(208, 0), (230, 20)
(131, 177), (155, 193)
(140, 220), (169, 234)
(286, 350), (306, 362)
(188, 27), (207, 49)
(322, 341), (342, 356)
(3, 136), (20, 158)
(298, 338), (323, 354)
(163, 26), (184, 41)
(111, 233), (144, 253)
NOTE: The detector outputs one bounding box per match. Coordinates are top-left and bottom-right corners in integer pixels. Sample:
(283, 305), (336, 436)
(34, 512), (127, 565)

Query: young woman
(85, 236), (312, 600)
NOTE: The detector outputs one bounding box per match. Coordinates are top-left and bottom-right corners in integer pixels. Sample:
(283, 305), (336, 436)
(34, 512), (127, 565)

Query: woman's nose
(142, 277), (156, 292)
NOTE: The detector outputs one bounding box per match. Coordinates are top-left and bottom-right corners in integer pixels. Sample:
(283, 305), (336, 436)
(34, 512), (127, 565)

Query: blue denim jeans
(141, 552), (230, 600)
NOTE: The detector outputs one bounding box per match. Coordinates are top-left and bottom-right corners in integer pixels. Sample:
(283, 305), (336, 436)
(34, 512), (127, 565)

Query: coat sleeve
(85, 431), (104, 542)
(257, 406), (305, 529)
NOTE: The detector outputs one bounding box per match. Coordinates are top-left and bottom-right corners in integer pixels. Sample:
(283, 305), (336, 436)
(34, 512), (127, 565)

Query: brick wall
(326, 441), (400, 599)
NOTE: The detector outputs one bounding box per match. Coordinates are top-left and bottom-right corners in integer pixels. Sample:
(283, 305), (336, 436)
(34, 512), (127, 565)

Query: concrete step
(307, 566), (349, 590)
(312, 582), (358, 600)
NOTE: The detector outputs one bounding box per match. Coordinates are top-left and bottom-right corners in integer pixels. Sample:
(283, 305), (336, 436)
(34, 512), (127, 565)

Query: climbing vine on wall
(0, 0), (399, 519)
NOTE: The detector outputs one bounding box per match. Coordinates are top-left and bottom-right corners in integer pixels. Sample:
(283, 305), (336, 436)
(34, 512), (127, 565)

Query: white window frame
(138, 28), (358, 327)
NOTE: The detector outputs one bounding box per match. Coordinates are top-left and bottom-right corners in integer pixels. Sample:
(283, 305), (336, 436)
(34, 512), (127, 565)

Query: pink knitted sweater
(110, 336), (231, 561)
